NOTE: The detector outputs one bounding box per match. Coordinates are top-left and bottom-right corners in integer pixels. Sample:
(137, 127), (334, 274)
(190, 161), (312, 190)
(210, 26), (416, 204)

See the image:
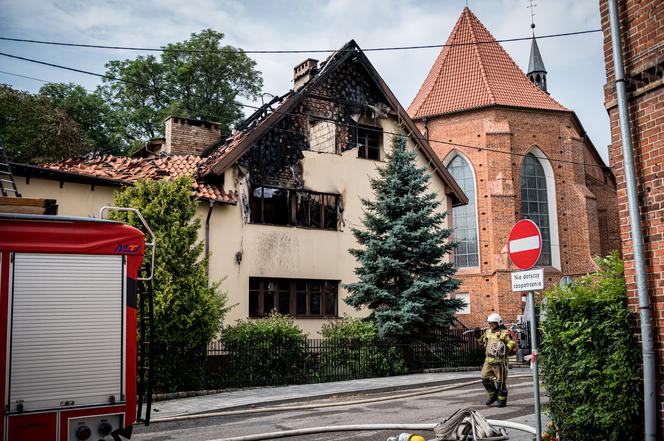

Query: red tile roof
(408, 7), (569, 119)
(43, 155), (236, 204)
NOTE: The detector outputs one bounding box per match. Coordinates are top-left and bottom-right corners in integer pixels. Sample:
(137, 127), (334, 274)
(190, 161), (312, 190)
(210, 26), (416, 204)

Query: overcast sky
(0, 0), (610, 163)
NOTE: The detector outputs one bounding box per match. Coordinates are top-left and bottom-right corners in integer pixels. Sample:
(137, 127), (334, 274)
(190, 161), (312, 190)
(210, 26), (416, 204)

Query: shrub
(111, 177), (228, 392)
(319, 316), (406, 380)
(220, 314), (309, 386)
(540, 253), (642, 441)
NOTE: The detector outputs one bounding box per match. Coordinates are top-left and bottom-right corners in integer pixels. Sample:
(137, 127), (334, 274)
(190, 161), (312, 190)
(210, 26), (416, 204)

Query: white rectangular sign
(511, 268), (544, 292)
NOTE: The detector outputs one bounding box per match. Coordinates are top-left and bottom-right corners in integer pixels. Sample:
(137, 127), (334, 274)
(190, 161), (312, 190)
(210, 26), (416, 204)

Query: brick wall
(164, 116), (221, 156)
(418, 106), (619, 328)
(600, 0), (664, 432)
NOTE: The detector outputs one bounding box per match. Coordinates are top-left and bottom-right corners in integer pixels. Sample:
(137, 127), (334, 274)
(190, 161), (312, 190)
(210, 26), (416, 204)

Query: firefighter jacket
(479, 327), (515, 364)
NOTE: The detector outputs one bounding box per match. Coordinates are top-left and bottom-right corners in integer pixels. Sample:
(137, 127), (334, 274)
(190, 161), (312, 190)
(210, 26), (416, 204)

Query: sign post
(508, 219), (543, 441)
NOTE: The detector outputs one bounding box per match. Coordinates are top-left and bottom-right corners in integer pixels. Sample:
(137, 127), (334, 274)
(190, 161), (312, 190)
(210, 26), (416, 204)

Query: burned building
(14, 40), (467, 335)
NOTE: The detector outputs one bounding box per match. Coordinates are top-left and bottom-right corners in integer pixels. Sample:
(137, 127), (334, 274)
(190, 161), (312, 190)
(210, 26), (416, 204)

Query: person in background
(474, 313), (515, 407)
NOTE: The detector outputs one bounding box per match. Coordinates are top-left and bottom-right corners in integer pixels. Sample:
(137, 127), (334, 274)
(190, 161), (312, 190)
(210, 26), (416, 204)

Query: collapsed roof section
(39, 155), (236, 204)
(200, 39), (468, 207)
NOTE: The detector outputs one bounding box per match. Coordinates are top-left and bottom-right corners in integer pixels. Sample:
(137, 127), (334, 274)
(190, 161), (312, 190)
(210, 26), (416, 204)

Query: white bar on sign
(509, 235), (540, 253)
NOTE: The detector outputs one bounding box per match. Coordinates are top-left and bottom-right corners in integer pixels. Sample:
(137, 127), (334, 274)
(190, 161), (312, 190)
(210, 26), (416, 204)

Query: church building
(408, 7), (620, 327)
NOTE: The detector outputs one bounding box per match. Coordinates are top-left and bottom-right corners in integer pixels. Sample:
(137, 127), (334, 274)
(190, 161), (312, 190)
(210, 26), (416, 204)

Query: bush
(220, 314), (309, 386)
(540, 253), (642, 441)
(319, 316), (406, 380)
(111, 177), (228, 392)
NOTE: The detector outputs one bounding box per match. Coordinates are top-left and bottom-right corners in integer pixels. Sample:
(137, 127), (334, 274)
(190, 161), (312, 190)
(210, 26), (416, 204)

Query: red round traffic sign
(508, 219), (542, 270)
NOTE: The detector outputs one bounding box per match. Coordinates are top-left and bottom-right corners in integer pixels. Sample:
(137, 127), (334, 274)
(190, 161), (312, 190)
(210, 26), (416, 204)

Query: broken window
(309, 119), (337, 153)
(248, 277), (338, 318)
(251, 185), (339, 230)
(354, 125), (381, 160)
(250, 186), (290, 225)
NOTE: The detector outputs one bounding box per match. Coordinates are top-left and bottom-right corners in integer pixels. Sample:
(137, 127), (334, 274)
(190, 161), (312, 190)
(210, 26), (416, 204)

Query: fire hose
(211, 419), (536, 441)
(151, 375), (532, 423)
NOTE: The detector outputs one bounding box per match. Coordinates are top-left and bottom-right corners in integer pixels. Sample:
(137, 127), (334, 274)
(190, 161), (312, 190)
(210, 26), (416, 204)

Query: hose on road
(151, 374), (533, 423)
(212, 419), (536, 441)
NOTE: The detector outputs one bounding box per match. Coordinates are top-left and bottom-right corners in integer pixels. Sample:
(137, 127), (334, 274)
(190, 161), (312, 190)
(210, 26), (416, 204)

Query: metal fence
(152, 328), (485, 393)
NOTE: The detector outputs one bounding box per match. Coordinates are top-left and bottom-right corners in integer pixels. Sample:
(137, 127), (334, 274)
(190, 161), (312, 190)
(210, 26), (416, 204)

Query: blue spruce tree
(344, 133), (463, 338)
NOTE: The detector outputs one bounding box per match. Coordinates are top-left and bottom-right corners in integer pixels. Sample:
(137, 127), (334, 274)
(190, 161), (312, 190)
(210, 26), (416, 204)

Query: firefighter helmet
(487, 313), (502, 323)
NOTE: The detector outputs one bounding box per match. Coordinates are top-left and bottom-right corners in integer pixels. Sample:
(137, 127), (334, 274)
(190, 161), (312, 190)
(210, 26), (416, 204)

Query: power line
(0, 51), (614, 174)
(0, 69), (50, 83)
(0, 29), (602, 54)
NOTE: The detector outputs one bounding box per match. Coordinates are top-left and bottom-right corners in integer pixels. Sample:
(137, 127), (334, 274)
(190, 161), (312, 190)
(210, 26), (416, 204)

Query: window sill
(248, 222), (340, 232)
(455, 267), (482, 275)
(249, 315), (340, 320)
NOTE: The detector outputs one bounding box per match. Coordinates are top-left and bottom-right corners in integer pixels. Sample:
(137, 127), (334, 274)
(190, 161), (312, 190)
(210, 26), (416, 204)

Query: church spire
(526, 1), (548, 93)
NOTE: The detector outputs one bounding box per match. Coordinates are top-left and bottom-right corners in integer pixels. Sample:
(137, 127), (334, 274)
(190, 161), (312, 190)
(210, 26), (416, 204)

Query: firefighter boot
(482, 378), (497, 405)
(497, 399), (507, 408)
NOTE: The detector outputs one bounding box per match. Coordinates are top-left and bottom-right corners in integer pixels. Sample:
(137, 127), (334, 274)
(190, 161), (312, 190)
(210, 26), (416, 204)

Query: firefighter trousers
(480, 361), (508, 401)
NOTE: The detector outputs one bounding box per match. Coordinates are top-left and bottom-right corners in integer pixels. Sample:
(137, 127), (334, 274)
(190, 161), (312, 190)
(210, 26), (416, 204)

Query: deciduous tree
(101, 29), (262, 144)
(39, 82), (125, 155)
(0, 84), (89, 163)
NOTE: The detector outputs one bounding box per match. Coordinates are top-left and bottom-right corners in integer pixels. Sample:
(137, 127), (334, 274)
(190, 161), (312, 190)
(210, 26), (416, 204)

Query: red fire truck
(0, 208), (154, 441)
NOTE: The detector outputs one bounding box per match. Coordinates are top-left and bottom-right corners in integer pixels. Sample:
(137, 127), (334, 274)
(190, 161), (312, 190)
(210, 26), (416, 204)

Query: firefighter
(473, 313), (515, 407)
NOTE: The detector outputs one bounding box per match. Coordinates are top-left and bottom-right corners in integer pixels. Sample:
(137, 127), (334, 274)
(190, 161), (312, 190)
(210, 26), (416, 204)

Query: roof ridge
(467, 9), (496, 104)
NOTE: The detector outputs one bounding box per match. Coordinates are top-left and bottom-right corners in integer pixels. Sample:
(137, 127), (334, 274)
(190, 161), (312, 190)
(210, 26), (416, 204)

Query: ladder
(0, 135), (21, 197)
(136, 277), (155, 425)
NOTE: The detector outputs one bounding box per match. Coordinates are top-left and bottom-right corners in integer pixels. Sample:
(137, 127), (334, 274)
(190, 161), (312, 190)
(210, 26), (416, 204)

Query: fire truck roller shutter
(8, 253), (125, 412)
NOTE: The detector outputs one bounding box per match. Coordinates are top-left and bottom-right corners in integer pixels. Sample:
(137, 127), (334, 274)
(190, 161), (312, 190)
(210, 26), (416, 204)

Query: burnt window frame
(250, 185), (339, 231)
(353, 124), (381, 160)
(249, 277), (339, 318)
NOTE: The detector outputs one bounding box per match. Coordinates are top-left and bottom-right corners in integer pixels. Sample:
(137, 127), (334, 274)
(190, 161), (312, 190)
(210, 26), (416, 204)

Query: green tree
(540, 253), (642, 441)
(101, 29), (262, 144)
(110, 177), (227, 347)
(344, 133), (463, 338)
(0, 84), (89, 163)
(39, 82), (125, 155)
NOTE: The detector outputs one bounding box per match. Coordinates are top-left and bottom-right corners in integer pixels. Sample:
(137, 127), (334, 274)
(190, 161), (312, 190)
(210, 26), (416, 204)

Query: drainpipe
(608, 1), (657, 439)
(205, 200), (214, 281)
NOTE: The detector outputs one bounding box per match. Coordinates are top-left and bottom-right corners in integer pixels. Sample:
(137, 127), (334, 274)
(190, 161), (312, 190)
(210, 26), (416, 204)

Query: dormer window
(354, 125), (381, 160)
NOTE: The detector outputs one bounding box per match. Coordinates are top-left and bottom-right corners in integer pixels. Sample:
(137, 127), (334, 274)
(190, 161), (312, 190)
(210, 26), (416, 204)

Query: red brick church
(408, 7), (620, 327)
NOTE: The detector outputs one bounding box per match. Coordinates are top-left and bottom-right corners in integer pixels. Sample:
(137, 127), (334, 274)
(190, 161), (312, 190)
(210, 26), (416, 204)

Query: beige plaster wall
(208, 118), (453, 336)
(14, 175), (117, 217)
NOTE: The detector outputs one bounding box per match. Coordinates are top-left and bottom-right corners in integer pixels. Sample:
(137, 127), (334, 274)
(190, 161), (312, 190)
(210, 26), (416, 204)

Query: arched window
(446, 154), (479, 267)
(520, 153), (552, 266)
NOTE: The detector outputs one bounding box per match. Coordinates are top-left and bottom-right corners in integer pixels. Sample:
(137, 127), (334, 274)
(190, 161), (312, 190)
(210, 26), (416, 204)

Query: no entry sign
(508, 219), (542, 270)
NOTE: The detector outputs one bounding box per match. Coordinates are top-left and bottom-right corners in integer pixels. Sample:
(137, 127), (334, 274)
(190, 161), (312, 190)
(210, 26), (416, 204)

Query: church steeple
(526, 1), (547, 93)
(527, 34), (547, 93)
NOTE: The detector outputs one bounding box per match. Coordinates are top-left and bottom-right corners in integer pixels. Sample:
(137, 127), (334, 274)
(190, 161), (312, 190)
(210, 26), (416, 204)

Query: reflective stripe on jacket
(479, 328), (515, 364)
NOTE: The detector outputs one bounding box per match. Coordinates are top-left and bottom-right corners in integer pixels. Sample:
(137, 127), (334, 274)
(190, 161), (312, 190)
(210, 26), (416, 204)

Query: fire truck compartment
(7, 253), (125, 412)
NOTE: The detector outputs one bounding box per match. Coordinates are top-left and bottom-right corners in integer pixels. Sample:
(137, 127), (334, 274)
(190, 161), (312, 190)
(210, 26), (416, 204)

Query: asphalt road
(133, 377), (546, 441)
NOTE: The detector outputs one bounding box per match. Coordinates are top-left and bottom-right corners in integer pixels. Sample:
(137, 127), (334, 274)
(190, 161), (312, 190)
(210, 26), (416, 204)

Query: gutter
(608, 1), (657, 439)
(205, 200), (214, 280)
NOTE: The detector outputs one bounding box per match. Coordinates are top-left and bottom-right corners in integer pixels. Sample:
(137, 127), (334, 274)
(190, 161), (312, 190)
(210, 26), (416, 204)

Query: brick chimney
(293, 59), (319, 91)
(164, 116), (221, 156)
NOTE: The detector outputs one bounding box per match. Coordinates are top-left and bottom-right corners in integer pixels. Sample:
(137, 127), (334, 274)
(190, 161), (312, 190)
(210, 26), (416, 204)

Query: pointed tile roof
(408, 7), (568, 119)
(528, 36), (547, 74)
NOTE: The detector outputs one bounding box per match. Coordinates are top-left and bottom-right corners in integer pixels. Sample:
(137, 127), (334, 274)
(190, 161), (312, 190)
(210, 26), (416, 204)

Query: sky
(0, 0), (611, 163)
